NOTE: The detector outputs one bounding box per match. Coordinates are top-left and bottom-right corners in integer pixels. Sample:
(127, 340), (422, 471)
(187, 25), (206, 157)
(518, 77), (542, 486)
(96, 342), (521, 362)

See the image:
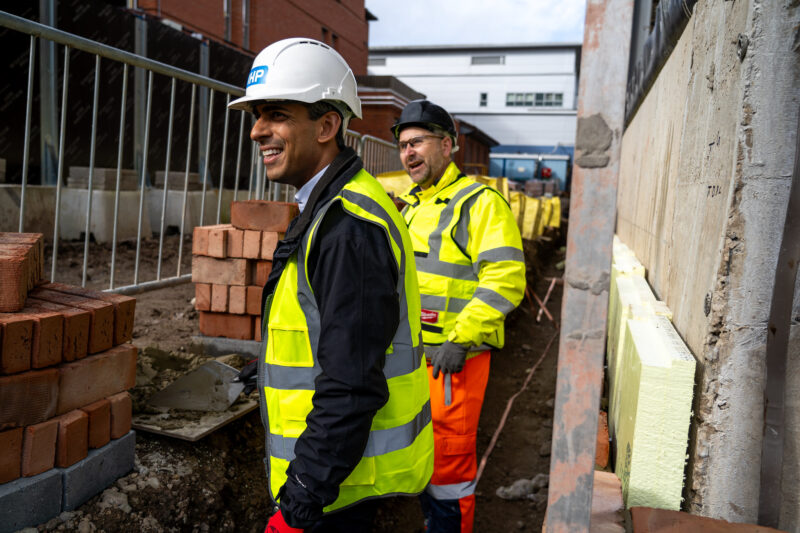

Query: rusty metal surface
(545, 0), (634, 531)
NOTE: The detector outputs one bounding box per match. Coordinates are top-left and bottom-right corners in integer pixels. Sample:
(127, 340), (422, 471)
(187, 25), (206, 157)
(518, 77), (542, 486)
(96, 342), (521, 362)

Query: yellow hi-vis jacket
(260, 168), (434, 513)
(399, 162), (526, 351)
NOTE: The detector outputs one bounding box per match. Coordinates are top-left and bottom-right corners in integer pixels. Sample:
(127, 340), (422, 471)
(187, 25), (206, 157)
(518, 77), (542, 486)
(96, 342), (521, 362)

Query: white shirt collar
(294, 165), (329, 213)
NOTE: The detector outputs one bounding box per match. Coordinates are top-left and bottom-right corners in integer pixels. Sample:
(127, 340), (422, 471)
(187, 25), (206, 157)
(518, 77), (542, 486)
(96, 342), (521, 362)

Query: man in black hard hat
(392, 100), (526, 533)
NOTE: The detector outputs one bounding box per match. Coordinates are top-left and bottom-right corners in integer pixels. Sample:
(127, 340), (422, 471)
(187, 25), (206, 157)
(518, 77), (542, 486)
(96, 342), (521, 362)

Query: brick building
(135, 0), (374, 75)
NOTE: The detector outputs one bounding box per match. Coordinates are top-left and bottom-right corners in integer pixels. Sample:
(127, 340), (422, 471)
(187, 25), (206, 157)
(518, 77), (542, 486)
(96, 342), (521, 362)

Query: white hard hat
(228, 38), (362, 127)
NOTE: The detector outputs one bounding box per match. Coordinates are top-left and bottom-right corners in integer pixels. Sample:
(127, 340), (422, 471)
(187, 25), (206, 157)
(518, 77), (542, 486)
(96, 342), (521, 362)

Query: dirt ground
(28, 234), (564, 533)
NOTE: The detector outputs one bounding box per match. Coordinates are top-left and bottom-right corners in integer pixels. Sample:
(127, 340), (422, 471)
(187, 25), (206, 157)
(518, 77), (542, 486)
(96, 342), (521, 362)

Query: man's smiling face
(398, 126), (452, 189)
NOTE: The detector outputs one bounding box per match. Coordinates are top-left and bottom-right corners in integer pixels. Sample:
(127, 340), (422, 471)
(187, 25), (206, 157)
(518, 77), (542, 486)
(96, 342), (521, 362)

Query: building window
(471, 55), (504, 65)
(505, 92), (564, 107)
(332, 34), (338, 48)
(368, 57), (386, 66)
(322, 27), (329, 43)
(479, 92), (487, 107)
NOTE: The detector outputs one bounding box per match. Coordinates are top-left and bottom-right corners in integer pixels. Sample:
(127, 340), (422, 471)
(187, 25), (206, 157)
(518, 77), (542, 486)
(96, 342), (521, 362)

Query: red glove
(265, 509), (304, 533)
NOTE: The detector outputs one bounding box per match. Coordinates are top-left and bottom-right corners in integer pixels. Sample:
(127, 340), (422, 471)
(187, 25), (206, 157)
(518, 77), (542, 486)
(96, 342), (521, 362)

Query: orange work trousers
(423, 350), (490, 533)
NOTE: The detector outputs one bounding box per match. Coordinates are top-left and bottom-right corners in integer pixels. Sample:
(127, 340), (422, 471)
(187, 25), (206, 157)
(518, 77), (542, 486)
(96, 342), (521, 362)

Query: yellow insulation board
(521, 197), (541, 240)
(615, 315), (695, 510)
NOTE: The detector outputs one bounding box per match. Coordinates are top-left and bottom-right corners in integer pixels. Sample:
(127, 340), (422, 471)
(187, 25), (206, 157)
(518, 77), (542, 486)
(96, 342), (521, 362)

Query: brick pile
(0, 233), (136, 488)
(192, 200), (298, 341)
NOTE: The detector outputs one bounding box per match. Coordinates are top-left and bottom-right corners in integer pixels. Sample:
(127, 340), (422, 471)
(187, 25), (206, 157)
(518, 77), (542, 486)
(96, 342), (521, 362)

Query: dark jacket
(263, 148), (399, 528)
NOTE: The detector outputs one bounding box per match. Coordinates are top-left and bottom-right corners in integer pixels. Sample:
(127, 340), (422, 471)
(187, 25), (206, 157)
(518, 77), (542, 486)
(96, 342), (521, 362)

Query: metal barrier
(0, 11), (403, 295)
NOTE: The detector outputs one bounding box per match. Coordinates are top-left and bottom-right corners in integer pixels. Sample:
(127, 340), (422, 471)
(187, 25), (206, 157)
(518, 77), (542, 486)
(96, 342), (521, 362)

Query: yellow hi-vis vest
(400, 163), (525, 352)
(259, 168), (434, 513)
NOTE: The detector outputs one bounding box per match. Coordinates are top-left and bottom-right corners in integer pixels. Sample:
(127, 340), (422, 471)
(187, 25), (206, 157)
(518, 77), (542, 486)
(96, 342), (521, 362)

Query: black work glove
(431, 341), (469, 379)
(234, 359), (258, 395)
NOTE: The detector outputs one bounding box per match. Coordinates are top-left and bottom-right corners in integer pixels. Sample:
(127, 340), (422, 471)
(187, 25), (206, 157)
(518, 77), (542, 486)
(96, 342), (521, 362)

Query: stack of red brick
(192, 200), (298, 341)
(0, 233), (137, 485)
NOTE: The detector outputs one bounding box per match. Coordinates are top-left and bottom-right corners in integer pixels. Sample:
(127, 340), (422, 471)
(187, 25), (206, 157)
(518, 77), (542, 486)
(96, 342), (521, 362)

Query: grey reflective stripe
(415, 257), (476, 280)
(473, 287), (517, 315)
(264, 363), (320, 390)
(269, 400), (432, 462)
(425, 479), (477, 500)
(475, 246), (525, 265)
(446, 296), (469, 314)
(421, 294), (448, 311)
(426, 182), (484, 263)
(383, 343), (423, 379)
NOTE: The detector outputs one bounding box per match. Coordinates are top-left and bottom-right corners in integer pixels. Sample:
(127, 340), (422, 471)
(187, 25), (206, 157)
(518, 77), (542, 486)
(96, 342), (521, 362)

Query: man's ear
(317, 111), (342, 144)
(441, 135), (453, 158)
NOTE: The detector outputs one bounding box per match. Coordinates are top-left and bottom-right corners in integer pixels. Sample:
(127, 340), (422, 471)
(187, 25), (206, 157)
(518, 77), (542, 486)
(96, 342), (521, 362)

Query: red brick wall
(138, 0), (369, 74)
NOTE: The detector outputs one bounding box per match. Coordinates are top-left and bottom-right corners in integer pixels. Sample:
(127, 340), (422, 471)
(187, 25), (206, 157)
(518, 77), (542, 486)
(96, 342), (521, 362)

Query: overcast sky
(365, 0), (587, 47)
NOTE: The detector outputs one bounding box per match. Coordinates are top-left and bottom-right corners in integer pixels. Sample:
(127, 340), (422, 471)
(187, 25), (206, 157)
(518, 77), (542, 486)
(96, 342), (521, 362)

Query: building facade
(366, 43), (581, 148)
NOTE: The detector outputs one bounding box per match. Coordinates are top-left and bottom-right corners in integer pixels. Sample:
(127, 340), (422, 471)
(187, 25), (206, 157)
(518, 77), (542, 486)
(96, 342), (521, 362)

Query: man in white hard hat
(228, 39), (433, 533)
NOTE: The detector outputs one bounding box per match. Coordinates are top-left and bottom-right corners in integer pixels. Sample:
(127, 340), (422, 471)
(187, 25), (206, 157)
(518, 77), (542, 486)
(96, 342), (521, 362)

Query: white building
(367, 43), (581, 148)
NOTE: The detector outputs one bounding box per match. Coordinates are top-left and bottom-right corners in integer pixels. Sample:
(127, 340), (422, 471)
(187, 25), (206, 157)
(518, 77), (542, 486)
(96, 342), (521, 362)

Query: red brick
(108, 392), (132, 439)
(260, 232), (281, 260)
(0, 427), (23, 483)
(231, 200), (298, 232)
(596, 410), (609, 469)
(252, 260), (272, 286)
(0, 233), (44, 289)
(0, 252), (28, 313)
(226, 228), (244, 258)
(81, 398), (111, 449)
(192, 226), (209, 255)
(198, 312), (254, 340)
(207, 225), (230, 258)
(29, 288), (113, 354)
(195, 283), (211, 311)
(0, 368), (59, 430)
(630, 507), (784, 532)
(254, 316), (263, 342)
(243, 230), (262, 259)
(21, 418), (58, 477)
(41, 283), (136, 345)
(211, 284), (228, 313)
(55, 410), (88, 468)
(192, 256), (250, 286)
(0, 313), (33, 374)
(26, 298), (91, 362)
(56, 344), (137, 415)
(228, 285), (246, 314)
(246, 285), (263, 316)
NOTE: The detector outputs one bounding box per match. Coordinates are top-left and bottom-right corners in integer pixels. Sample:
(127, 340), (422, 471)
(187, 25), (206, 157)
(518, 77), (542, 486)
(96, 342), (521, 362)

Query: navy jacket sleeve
(278, 202), (399, 528)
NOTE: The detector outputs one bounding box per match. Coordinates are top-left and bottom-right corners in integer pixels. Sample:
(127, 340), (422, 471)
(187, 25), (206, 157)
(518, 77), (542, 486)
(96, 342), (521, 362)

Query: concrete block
(0, 427), (23, 483)
(153, 170), (202, 190)
(56, 344), (137, 415)
(198, 312), (253, 340)
(195, 283), (212, 311)
(191, 334), (262, 359)
(26, 298), (91, 362)
(21, 418), (58, 477)
(0, 368), (59, 430)
(30, 288), (114, 354)
(41, 283), (136, 346)
(147, 189), (234, 236)
(107, 392), (132, 439)
(192, 256), (250, 286)
(60, 188), (152, 243)
(61, 430), (135, 511)
(231, 200), (298, 232)
(0, 469), (62, 533)
(55, 410), (88, 468)
(67, 167), (138, 190)
(81, 399), (111, 449)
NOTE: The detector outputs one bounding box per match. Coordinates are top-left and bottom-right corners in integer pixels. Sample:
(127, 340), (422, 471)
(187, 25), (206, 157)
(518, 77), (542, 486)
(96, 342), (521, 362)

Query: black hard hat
(391, 99), (457, 139)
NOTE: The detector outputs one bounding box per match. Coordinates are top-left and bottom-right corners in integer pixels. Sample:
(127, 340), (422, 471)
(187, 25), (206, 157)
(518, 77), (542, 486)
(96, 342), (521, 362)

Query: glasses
(397, 134), (443, 152)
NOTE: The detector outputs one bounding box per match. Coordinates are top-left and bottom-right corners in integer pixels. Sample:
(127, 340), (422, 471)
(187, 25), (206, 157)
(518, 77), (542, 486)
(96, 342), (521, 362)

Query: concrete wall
(615, 0), (799, 527)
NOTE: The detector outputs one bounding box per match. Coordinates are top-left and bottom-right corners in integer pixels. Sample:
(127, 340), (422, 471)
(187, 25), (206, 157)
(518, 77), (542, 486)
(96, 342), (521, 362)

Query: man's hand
(265, 509), (304, 533)
(430, 341), (469, 379)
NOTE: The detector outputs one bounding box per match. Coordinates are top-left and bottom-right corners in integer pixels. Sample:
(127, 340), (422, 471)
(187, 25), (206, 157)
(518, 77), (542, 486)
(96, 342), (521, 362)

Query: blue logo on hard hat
(247, 66), (268, 87)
